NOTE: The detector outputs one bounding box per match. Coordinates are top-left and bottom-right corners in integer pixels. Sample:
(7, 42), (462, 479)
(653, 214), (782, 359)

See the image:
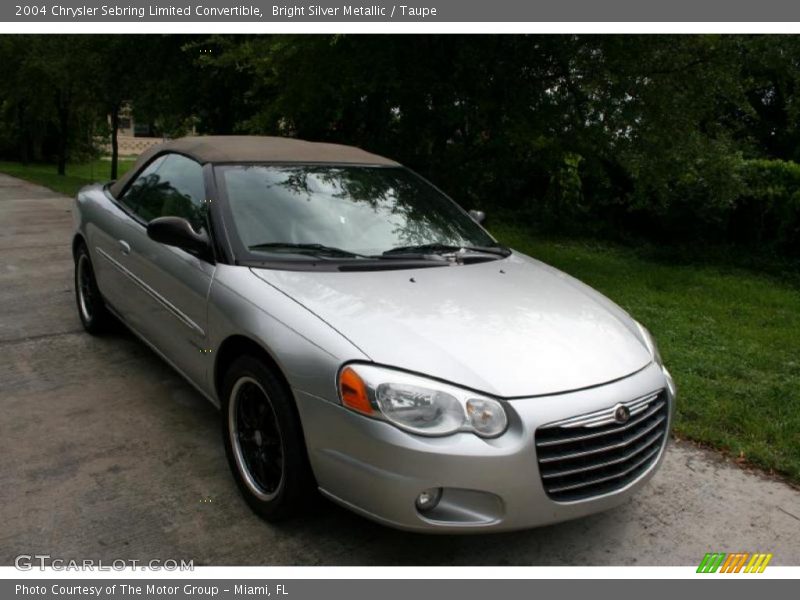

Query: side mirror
(469, 209), (486, 224)
(147, 216), (210, 257)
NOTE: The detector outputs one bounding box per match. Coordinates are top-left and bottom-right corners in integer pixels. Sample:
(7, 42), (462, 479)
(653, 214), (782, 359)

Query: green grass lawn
(495, 224), (800, 483)
(1, 158), (797, 483)
(0, 159), (136, 196)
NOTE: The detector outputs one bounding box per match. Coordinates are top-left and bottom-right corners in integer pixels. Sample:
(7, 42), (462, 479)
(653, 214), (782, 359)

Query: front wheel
(221, 355), (316, 521)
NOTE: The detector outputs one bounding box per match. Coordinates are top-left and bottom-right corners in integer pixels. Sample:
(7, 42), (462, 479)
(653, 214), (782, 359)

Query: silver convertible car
(73, 136), (676, 532)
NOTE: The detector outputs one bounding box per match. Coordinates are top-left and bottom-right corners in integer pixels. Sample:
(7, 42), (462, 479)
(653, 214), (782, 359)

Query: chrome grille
(535, 390), (668, 502)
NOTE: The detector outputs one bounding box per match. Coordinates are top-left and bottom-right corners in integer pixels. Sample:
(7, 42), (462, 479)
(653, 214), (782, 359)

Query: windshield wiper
(381, 243), (511, 258)
(248, 242), (369, 259)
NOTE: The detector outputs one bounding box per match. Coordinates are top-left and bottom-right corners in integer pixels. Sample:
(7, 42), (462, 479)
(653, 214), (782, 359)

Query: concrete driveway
(0, 172), (798, 566)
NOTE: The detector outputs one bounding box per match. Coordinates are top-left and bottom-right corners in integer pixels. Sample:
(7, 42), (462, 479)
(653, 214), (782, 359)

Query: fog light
(415, 487), (442, 512)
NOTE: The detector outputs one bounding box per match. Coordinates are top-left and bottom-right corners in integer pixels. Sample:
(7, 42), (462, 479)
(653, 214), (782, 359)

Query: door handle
(118, 240), (131, 255)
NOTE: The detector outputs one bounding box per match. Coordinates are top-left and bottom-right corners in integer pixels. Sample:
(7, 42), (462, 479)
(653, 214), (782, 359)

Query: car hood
(250, 252), (652, 398)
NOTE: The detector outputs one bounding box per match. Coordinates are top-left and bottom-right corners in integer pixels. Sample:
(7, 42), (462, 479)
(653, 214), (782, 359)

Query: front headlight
(337, 364), (508, 438)
(635, 321), (663, 366)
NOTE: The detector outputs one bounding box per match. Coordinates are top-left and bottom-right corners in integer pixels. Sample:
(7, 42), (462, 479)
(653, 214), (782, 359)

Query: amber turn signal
(339, 366), (373, 415)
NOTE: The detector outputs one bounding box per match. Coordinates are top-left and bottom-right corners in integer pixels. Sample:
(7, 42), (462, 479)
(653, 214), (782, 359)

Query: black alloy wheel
(221, 355), (316, 520)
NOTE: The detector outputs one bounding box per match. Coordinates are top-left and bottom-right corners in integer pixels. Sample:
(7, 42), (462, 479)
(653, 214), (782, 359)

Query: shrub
(733, 159), (800, 251)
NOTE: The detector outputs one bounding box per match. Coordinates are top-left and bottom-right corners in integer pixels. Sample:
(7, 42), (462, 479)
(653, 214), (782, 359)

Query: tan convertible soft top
(109, 135), (399, 198)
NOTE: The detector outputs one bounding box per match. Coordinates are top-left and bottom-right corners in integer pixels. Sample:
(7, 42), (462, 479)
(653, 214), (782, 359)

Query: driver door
(115, 153), (214, 389)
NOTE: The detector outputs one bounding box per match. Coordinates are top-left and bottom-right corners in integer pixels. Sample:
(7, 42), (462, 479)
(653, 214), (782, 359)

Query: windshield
(217, 165), (498, 261)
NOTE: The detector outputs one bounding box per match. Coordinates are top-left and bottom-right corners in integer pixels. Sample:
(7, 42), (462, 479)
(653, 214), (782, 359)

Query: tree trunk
(110, 103), (120, 180)
(57, 137), (67, 176)
(17, 105), (29, 166)
(56, 92), (69, 176)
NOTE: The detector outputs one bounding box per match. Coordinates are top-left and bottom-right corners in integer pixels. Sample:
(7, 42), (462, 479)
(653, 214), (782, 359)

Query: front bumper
(295, 362), (675, 533)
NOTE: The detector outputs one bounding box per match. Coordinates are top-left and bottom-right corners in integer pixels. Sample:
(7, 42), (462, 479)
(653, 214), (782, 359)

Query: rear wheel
(74, 243), (112, 334)
(222, 355), (316, 520)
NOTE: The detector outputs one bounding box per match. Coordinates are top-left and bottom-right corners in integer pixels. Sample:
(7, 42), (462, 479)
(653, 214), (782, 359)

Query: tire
(221, 355), (316, 521)
(74, 243), (112, 334)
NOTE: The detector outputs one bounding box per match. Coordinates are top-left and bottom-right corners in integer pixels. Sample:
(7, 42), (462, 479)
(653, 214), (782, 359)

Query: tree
(0, 36), (97, 174)
(3, 34), (800, 250)
(86, 36), (139, 180)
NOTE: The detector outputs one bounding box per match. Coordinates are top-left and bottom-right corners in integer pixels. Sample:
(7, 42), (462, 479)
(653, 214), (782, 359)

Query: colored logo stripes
(697, 552), (773, 573)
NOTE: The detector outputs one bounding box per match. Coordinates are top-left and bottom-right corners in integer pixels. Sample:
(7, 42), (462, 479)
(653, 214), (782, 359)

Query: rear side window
(119, 153), (207, 231)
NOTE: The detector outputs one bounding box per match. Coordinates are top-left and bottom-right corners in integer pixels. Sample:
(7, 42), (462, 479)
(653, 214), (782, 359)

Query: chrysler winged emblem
(614, 404), (631, 424)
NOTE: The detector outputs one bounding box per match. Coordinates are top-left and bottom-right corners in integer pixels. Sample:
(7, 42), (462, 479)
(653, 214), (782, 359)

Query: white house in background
(106, 104), (196, 157)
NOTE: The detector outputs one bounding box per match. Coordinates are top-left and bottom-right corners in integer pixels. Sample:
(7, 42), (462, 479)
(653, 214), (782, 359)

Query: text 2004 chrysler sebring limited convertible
(73, 136), (676, 532)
